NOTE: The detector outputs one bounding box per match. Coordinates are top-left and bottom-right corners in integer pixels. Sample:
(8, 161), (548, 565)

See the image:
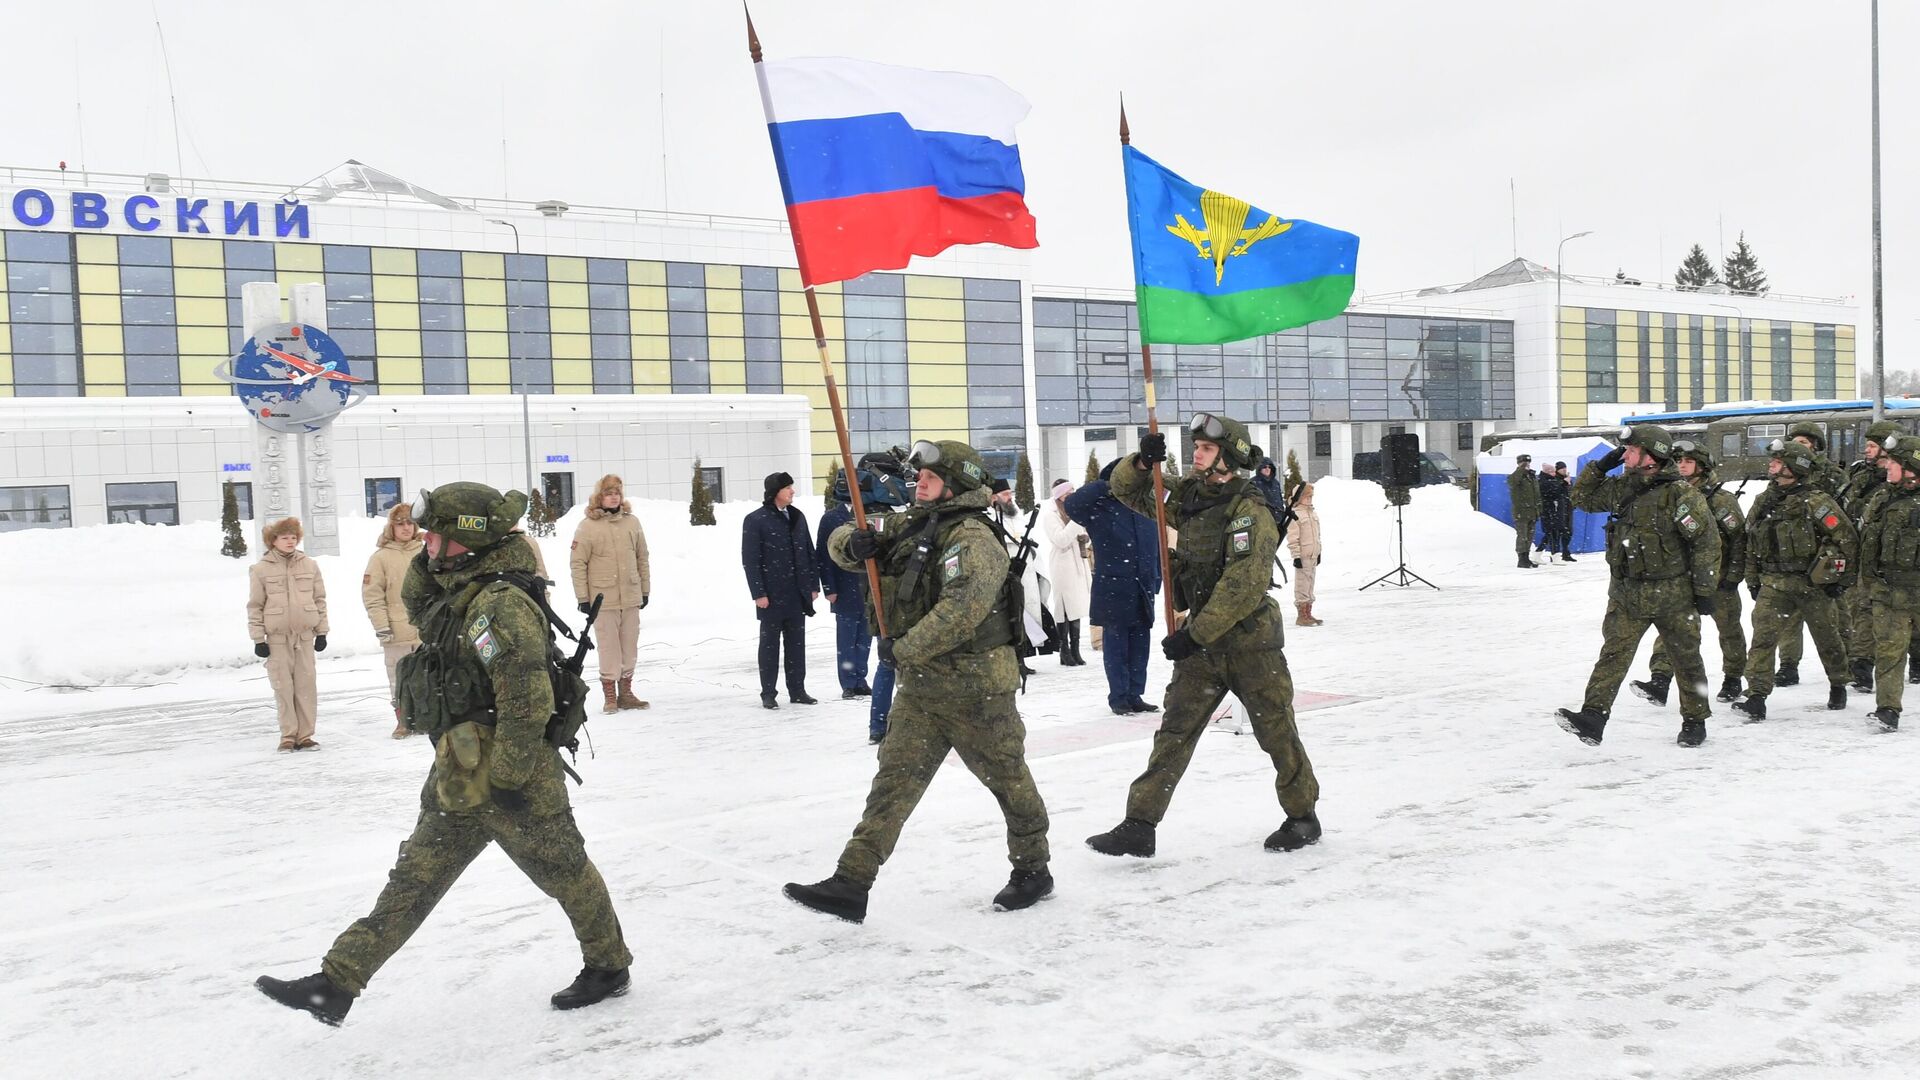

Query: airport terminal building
(0, 165), (1858, 529)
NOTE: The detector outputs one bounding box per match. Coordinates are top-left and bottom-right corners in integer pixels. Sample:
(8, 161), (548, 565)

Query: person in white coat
(1285, 483), (1325, 626)
(1046, 480), (1093, 666)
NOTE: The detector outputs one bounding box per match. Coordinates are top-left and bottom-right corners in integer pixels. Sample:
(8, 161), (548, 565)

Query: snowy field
(2, 479), (1916, 1079)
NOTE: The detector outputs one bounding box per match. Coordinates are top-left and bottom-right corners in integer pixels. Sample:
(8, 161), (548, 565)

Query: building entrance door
(541, 472), (575, 515)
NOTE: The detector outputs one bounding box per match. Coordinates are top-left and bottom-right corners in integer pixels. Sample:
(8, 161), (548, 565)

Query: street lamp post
(1554, 230), (1594, 436)
(1870, 0), (1884, 421)
(487, 217), (535, 498)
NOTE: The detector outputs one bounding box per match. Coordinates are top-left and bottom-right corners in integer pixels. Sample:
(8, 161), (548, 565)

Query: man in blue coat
(1064, 458), (1164, 715)
(817, 475), (874, 703)
(743, 472), (820, 709)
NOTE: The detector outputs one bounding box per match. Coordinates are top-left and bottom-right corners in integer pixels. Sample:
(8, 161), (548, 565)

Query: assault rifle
(565, 592), (604, 679)
(1270, 481), (1308, 584)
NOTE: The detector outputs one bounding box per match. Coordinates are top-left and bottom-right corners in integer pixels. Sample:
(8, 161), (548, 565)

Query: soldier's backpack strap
(469, 571), (577, 644)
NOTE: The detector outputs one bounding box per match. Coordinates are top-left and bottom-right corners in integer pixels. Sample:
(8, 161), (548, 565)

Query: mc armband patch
(1229, 515), (1254, 531)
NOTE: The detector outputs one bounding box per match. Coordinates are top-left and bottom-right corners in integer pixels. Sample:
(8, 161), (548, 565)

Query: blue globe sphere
(222, 323), (365, 434)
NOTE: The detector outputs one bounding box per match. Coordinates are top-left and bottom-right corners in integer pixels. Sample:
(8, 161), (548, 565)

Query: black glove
(490, 783), (529, 813)
(1695, 595), (1716, 617)
(254, 642), (270, 659)
(1599, 447), (1627, 472)
(876, 637), (897, 669)
(1138, 432), (1168, 467)
(640, 595), (649, 609)
(1822, 583), (1845, 600)
(1293, 557), (1303, 568)
(848, 526), (882, 562)
(313, 634), (327, 653)
(1316, 554), (1322, 565)
(578, 601), (593, 615)
(1162, 628), (1200, 662)
(1747, 581), (1761, 600)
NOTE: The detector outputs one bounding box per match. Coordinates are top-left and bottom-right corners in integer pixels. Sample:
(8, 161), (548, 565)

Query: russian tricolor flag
(755, 56), (1040, 287)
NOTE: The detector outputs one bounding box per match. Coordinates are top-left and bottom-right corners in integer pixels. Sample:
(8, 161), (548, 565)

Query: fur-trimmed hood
(587, 500), (632, 520)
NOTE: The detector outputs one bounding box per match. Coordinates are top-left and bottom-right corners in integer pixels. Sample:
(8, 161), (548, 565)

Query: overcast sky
(7, 0), (1913, 365)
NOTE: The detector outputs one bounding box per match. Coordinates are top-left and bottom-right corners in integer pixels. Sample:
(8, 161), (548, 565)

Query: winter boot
(1085, 816), (1156, 858)
(254, 971), (353, 1027)
(601, 681), (618, 715)
(616, 677), (648, 711)
(391, 706), (411, 740)
(1732, 695), (1767, 722)
(277, 737), (298, 752)
(1827, 683), (1848, 711)
(1264, 812), (1323, 852)
(1561, 551), (1576, 563)
(1554, 707), (1607, 745)
(1296, 603), (1313, 627)
(1849, 658), (1875, 693)
(782, 874), (869, 923)
(1775, 661), (1800, 687)
(992, 866), (1055, 911)
(550, 965), (630, 1011)
(1677, 718), (1707, 747)
(760, 693), (779, 710)
(1630, 672), (1672, 707)
(1518, 554), (1536, 569)
(1716, 675), (1742, 703)
(1872, 708), (1900, 732)
(1909, 654), (1920, 685)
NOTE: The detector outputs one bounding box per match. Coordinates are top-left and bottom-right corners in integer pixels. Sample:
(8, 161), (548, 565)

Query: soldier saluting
(1084, 413), (1322, 858)
(1556, 424), (1721, 748)
(1630, 439), (1748, 706)
(255, 483), (632, 1025)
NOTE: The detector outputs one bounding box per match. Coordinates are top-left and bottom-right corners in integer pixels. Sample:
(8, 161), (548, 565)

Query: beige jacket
(362, 531), (424, 646)
(249, 549), (329, 642)
(1285, 505), (1323, 562)
(570, 503), (650, 610)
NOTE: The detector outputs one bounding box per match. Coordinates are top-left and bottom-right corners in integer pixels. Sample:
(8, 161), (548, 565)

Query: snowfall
(2, 477), (1915, 1080)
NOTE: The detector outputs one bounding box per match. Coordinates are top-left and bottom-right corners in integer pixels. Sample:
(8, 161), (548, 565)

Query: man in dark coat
(1250, 460), (1287, 520)
(743, 471), (820, 709)
(817, 475), (874, 703)
(1064, 459), (1164, 715)
(1538, 462), (1574, 562)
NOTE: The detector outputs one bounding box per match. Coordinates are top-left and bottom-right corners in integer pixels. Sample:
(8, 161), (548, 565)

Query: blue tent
(1475, 438), (1613, 555)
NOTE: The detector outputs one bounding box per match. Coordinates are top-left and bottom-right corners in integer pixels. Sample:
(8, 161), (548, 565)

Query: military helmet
(410, 482), (530, 552)
(1866, 420), (1902, 450)
(1787, 420), (1827, 451)
(906, 439), (990, 495)
(1189, 412), (1263, 472)
(1670, 436), (1713, 470)
(1766, 438), (1817, 478)
(1617, 423), (1677, 461)
(1880, 432), (1920, 476)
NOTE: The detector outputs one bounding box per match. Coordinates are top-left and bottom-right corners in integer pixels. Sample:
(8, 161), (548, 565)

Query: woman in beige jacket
(1284, 483), (1325, 626)
(362, 503), (423, 738)
(570, 474), (651, 712)
(248, 517), (329, 750)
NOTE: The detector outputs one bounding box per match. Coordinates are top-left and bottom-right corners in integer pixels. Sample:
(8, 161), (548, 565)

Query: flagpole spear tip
(744, 4), (762, 61)
(1118, 96), (1130, 145)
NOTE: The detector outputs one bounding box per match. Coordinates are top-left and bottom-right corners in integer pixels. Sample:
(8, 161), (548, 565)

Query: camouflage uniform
(1858, 437), (1920, 722)
(1741, 466), (1856, 699)
(1567, 434), (1721, 734)
(822, 471), (1049, 888)
(1839, 455), (1887, 670)
(1650, 471), (1746, 680)
(1775, 425), (1848, 670)
(1507, 464), (1542, 561)
(1103, 440), (1319, 825)
(321, 486), (630, 995)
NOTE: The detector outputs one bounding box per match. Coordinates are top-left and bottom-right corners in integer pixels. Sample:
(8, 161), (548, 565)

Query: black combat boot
(1677, 718), (1707, 747)
(1517, 554), (1536, 569)
(1850, 658), (1875, 692)
(550, 966), (630, 1011)
(1872, 707), (1900, 732)
(1630, 673), (1672, 707)
(1085, 817), (1156, 857)
(992, 866), (1055, 911)
(1716, 675), (1742, 702)
(1909, 654), (1920, 685)
(782, 874), (869, 923)
(760, 693), (779, 710)
(1264, 812), (1322, 852)
(1554, 707), (1607, 745)
(254, 971), (353, 1026)
(1827, 683), (1847, 710)
(1561, 551), (1576, 562)
(1775, 661), (1799, 687)
(1732, 695), (1767, 722)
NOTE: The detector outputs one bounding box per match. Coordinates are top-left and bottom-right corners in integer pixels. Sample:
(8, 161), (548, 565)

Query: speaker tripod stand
(1360, 501), (1438, 591)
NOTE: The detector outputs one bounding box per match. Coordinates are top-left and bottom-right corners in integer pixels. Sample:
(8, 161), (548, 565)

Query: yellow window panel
(779, 289), (808, 316)
(467, 358), (510, 384)
(87, 354), (126, 383)
(633, 310), (670, 335)
(176, 298), (226, 326)
(706, 288), (743, 314)
(905, 275), (963, 299)
(551, 307), (591, 335)
(632, 335), (668, 361)
(552, 358), (593, 385)
(86, 382), (127, 397)
(778, 268), (804, 291)
(812, 290), (843, 317)
(552, 384), (594, 396)
(708, 336), (746, 362)
(381, 383), (424, 396)
(75, 234), (118, 264)
(381, 357), (424, 384)
(705, 264), (742, 290)
(0, 325), (8, 351)
(1837, 325), (1855, 340)
(464, 278), (507, 306)
(178, 383), (223, 397)
(179, 356), (227, 385)
(908, 319), (965, 344)
(810, 430), (844, 454)
(463, 251), (505, 279)
(0, 356), (11, 383)
(178, 326), (229, 354)
(276, 243), (324, 272)
(549, 281), (589, 309)
(375, 301), (421, 331)
(905, 296), (964, 322)
(707, 312), (745, 338)
(172, 267), (224, 297)
(552, 334), (592, 359)
(628, 284), (667, 311)
(79, 294), (122, 323)
(171, 238), (222, 268)
(633, 359), (672, 389)
(907, 340), (965, 365)
(709, 360), (747, 389)
(370, 248), (415, 276)
(911, 385), (968, 409)
(464, 305), (507, 332)
(276, 270), (324, 291)
(548, 256), (588, 283)
(467, 331), (509, 359)
(468, 382), (510, 395)
(373, 274), (420, 303)
(376, 329), (422, 357)
(83, 324), (123, 353)
(627, 261), (665, 286)
(780, 313), (818, 338)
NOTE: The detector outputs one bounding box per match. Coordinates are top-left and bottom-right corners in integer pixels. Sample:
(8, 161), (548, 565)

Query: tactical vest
(1604, 477), (1692, 581)
(1865, 488), (1920, 586)
(397, 579), (504, 737)
(1842, 460), (1881, 520)
(881, 508), (1015, 656)
(1750, 487), (1824, 575)
(1172, 477), (1265, 615)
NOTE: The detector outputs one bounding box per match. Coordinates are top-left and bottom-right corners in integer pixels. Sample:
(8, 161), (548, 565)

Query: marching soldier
(1839, 421), (1901, 691)
(1732, 440), (1857, 721)
(1631, 438), (1747, 705)
(784, 439), (1053, 922)
(1555, 425), (1721, 747)
(1771, 421), (1846, 685)
(255, 483), (631, 1025)
(1508, 454), (1542, 568)
(1857, 432), (1920, 732)
(1084, 413), (1322, 857)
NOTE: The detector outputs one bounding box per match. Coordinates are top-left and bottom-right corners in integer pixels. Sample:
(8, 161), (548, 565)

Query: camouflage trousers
(1744, 575), (1847, 697)
(1514, 515), (1538, 558)
(1125, 628), (1319, 823)
(836, 689), (1049, 888)
(1844, 583), (1876, 664)
(1651, 585), (1746, 678)
(322, 806), (631, 994)
(1871, 583), (1920, 711)
(1582, 577), (1712, 722)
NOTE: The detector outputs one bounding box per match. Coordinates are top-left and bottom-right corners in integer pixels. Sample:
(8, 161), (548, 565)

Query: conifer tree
(1721, 232), (1769, 296)
(1086, 450), (1100, 483)
(219, 482), (248, 559)
(824, 459), (843, 500)
(1285, 449), (1306, 500)
(689, 459), (717, 526)
(525, 490), (557, 538)
(1674, 244), (1720, 290)
(1014, 451), (1036, 512)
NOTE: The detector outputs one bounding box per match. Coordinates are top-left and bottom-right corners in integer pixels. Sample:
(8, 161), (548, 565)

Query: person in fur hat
(569, 474), (651, 713)
(363, 503), (425, 737)
(248, 516), (329, 751)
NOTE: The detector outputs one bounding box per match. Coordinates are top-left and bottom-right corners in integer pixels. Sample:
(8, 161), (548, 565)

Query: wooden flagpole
(747, 6), (888, 636)
(1120, 99), (1179, 632)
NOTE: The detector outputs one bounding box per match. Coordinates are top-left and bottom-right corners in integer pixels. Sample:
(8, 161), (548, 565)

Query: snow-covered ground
(3, 480), (1915, 1079)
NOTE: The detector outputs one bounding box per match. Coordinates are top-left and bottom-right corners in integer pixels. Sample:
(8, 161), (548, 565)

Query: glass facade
(0, 230), (1025, 476)
(1033, 298), (1514, 427)
(1557, 307), (1853, 426)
